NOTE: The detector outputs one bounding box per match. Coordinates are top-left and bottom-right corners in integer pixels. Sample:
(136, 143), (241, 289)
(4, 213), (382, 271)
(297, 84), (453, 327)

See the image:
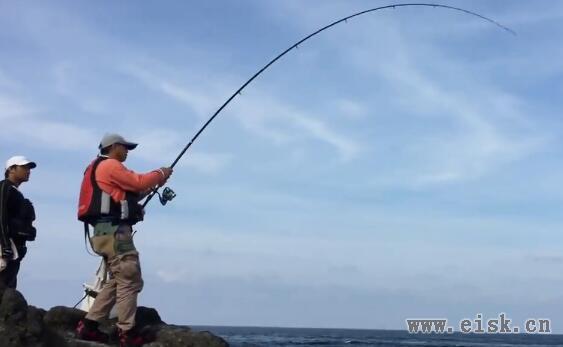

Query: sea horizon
(191, 325), (563, 347)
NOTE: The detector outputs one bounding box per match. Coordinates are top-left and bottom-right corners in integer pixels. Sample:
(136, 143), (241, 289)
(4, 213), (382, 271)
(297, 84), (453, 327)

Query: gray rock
(147, 325), (229, 347)
(0, 288), (28, 324)
(0, 289), (47, 347)
(27, 306), (46, 337)
(0, 288), (229, 346)
(136, 306), (164, 326)
(44, 306), (86, 332)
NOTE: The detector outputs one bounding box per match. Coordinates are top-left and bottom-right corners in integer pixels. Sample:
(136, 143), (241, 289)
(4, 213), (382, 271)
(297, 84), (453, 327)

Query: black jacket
(0, 180), (34, 258)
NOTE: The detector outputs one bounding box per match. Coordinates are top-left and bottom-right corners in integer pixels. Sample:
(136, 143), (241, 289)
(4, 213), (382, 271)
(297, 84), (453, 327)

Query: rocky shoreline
(0, 285), (229, 347)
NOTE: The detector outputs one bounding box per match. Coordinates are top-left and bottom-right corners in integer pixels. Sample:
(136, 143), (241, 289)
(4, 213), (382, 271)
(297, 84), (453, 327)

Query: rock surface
(0, 285), (229, 347)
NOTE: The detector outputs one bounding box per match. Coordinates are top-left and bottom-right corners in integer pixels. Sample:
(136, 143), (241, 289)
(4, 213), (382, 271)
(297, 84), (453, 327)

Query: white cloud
(231, 93), (363, 161)
(183, 152), (234, 175)
(132, 128), (233, 174)
(122, 64), (363, 161)
(0, 95), (35, 119)
(0, 70), (20, 90)
(329, 17), (547, 185)
(229, 98), (293, 145)
(157, 81), (214, 116)
(392, 69), (545, 184)
(51, 62), (108, 115)
(334, 99), (366, 119)
(156, 268), (190, 283)
(498, 4), (563, 27)
(120, 64), (217, 118)
(254, 0), (549, 184)
(0, 95), (233, 172)
(290, 112), (361, 161)
(0, 94), (98, 151)
(52, 62), (73, 95)
(13, 120), (98, 151)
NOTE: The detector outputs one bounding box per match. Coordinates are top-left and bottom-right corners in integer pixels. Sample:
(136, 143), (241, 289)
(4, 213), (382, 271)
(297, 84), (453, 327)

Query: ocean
(194, 326), (563, 347)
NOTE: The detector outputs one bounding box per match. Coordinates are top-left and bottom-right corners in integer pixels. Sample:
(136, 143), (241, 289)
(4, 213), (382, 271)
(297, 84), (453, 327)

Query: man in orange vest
(76, 134), (172, 347)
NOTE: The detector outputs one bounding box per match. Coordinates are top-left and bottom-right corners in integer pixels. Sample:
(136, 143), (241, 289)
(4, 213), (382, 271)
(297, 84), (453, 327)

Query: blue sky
(2, 0), (563, 331)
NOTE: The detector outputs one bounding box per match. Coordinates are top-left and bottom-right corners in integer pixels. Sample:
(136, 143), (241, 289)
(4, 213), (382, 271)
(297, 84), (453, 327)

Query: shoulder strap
(0, 181), (11, 250)
(90, 157), (106, 191)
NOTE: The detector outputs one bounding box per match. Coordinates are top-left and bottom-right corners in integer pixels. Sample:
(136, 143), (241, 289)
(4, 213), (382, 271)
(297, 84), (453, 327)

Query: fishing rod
(144, 3), (514, 208)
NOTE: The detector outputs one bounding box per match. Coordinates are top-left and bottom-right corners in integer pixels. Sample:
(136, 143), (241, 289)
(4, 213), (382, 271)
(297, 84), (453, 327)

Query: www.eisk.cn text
(406, 313), (551, 334)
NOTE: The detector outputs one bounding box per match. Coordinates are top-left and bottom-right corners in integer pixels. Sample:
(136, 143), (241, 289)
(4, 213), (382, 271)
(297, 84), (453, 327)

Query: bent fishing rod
(144, 3), (514, 208)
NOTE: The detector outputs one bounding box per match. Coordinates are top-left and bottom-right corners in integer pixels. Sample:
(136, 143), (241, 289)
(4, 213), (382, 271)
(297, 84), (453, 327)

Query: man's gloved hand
(0, 258), (7, 272)
(158, 167), (173, 186)
(161, 167), (173, 179)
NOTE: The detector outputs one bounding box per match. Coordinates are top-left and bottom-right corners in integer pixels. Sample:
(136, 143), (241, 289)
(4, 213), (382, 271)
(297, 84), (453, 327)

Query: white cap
(5, 156), (37, 171)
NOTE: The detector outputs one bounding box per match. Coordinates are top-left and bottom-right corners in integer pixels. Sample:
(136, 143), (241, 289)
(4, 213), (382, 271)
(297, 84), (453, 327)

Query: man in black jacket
(0, 155), (37, 289)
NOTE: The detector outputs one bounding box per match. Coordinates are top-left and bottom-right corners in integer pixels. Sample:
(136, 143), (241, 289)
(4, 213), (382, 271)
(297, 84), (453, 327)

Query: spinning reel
(156, 187), (177, 206)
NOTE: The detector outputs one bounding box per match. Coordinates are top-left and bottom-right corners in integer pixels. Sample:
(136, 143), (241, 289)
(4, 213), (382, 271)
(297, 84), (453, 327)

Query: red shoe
(119, 327), (155, 347)
(76, 319), (109, 343)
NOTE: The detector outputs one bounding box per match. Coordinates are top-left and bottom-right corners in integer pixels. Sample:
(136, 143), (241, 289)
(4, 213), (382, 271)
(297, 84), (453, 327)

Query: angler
(75, 133), (172, 347)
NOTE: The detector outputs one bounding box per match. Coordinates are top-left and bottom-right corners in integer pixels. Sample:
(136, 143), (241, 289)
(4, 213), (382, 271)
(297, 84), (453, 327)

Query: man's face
(9, 165), (31, 183)
(114, 143), (129, 162)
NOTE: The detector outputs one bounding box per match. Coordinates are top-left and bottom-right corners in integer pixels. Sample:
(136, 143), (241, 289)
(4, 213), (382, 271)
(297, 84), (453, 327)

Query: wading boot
(119, 327), (155, 347)
(76, 318), (109, 343)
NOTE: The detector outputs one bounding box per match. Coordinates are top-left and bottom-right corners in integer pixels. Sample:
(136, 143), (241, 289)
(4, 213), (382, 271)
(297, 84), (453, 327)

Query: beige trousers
(86, 224), (143, 331)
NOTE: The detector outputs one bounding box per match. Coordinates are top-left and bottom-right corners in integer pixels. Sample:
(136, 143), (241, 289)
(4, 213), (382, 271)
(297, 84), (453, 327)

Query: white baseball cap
(5, 156), (37, 171)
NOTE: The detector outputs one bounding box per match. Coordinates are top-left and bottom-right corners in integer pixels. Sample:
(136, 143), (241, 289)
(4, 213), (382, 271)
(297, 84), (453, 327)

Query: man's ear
(5, 166), (14, 179)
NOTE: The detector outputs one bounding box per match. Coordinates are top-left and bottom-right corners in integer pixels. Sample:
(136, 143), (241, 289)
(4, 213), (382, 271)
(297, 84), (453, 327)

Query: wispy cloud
(231, 93), (364, 161)
(528, 253), (563, 264)
(0, 94), (98, 151)
(324, 16), (548, 185)
(290, 112), (361, 161)
(120, 64), (217, 118)
(52, 62), (74, 95)
(498, 3), (563, 27)
(0, 93), (234, 175)
(122, 64), (363, 161)
(334, 98), (367, 119)
(52, 62), (109, 115)
(132, 128), (233, 174)
(0, 95), (99, 151)
(156, 268), (190, 283)
(384, 60), (545, 184)
(13, 120), (98, 151)
(261, 0), (550, 185)
(0, 95), (34, 119)
(0, 70), (20, 90)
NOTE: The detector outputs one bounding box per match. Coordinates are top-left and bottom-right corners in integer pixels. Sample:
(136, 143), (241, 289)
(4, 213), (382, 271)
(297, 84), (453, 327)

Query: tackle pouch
(91, 222), (118, 258)
(114, 224), (137, 255)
